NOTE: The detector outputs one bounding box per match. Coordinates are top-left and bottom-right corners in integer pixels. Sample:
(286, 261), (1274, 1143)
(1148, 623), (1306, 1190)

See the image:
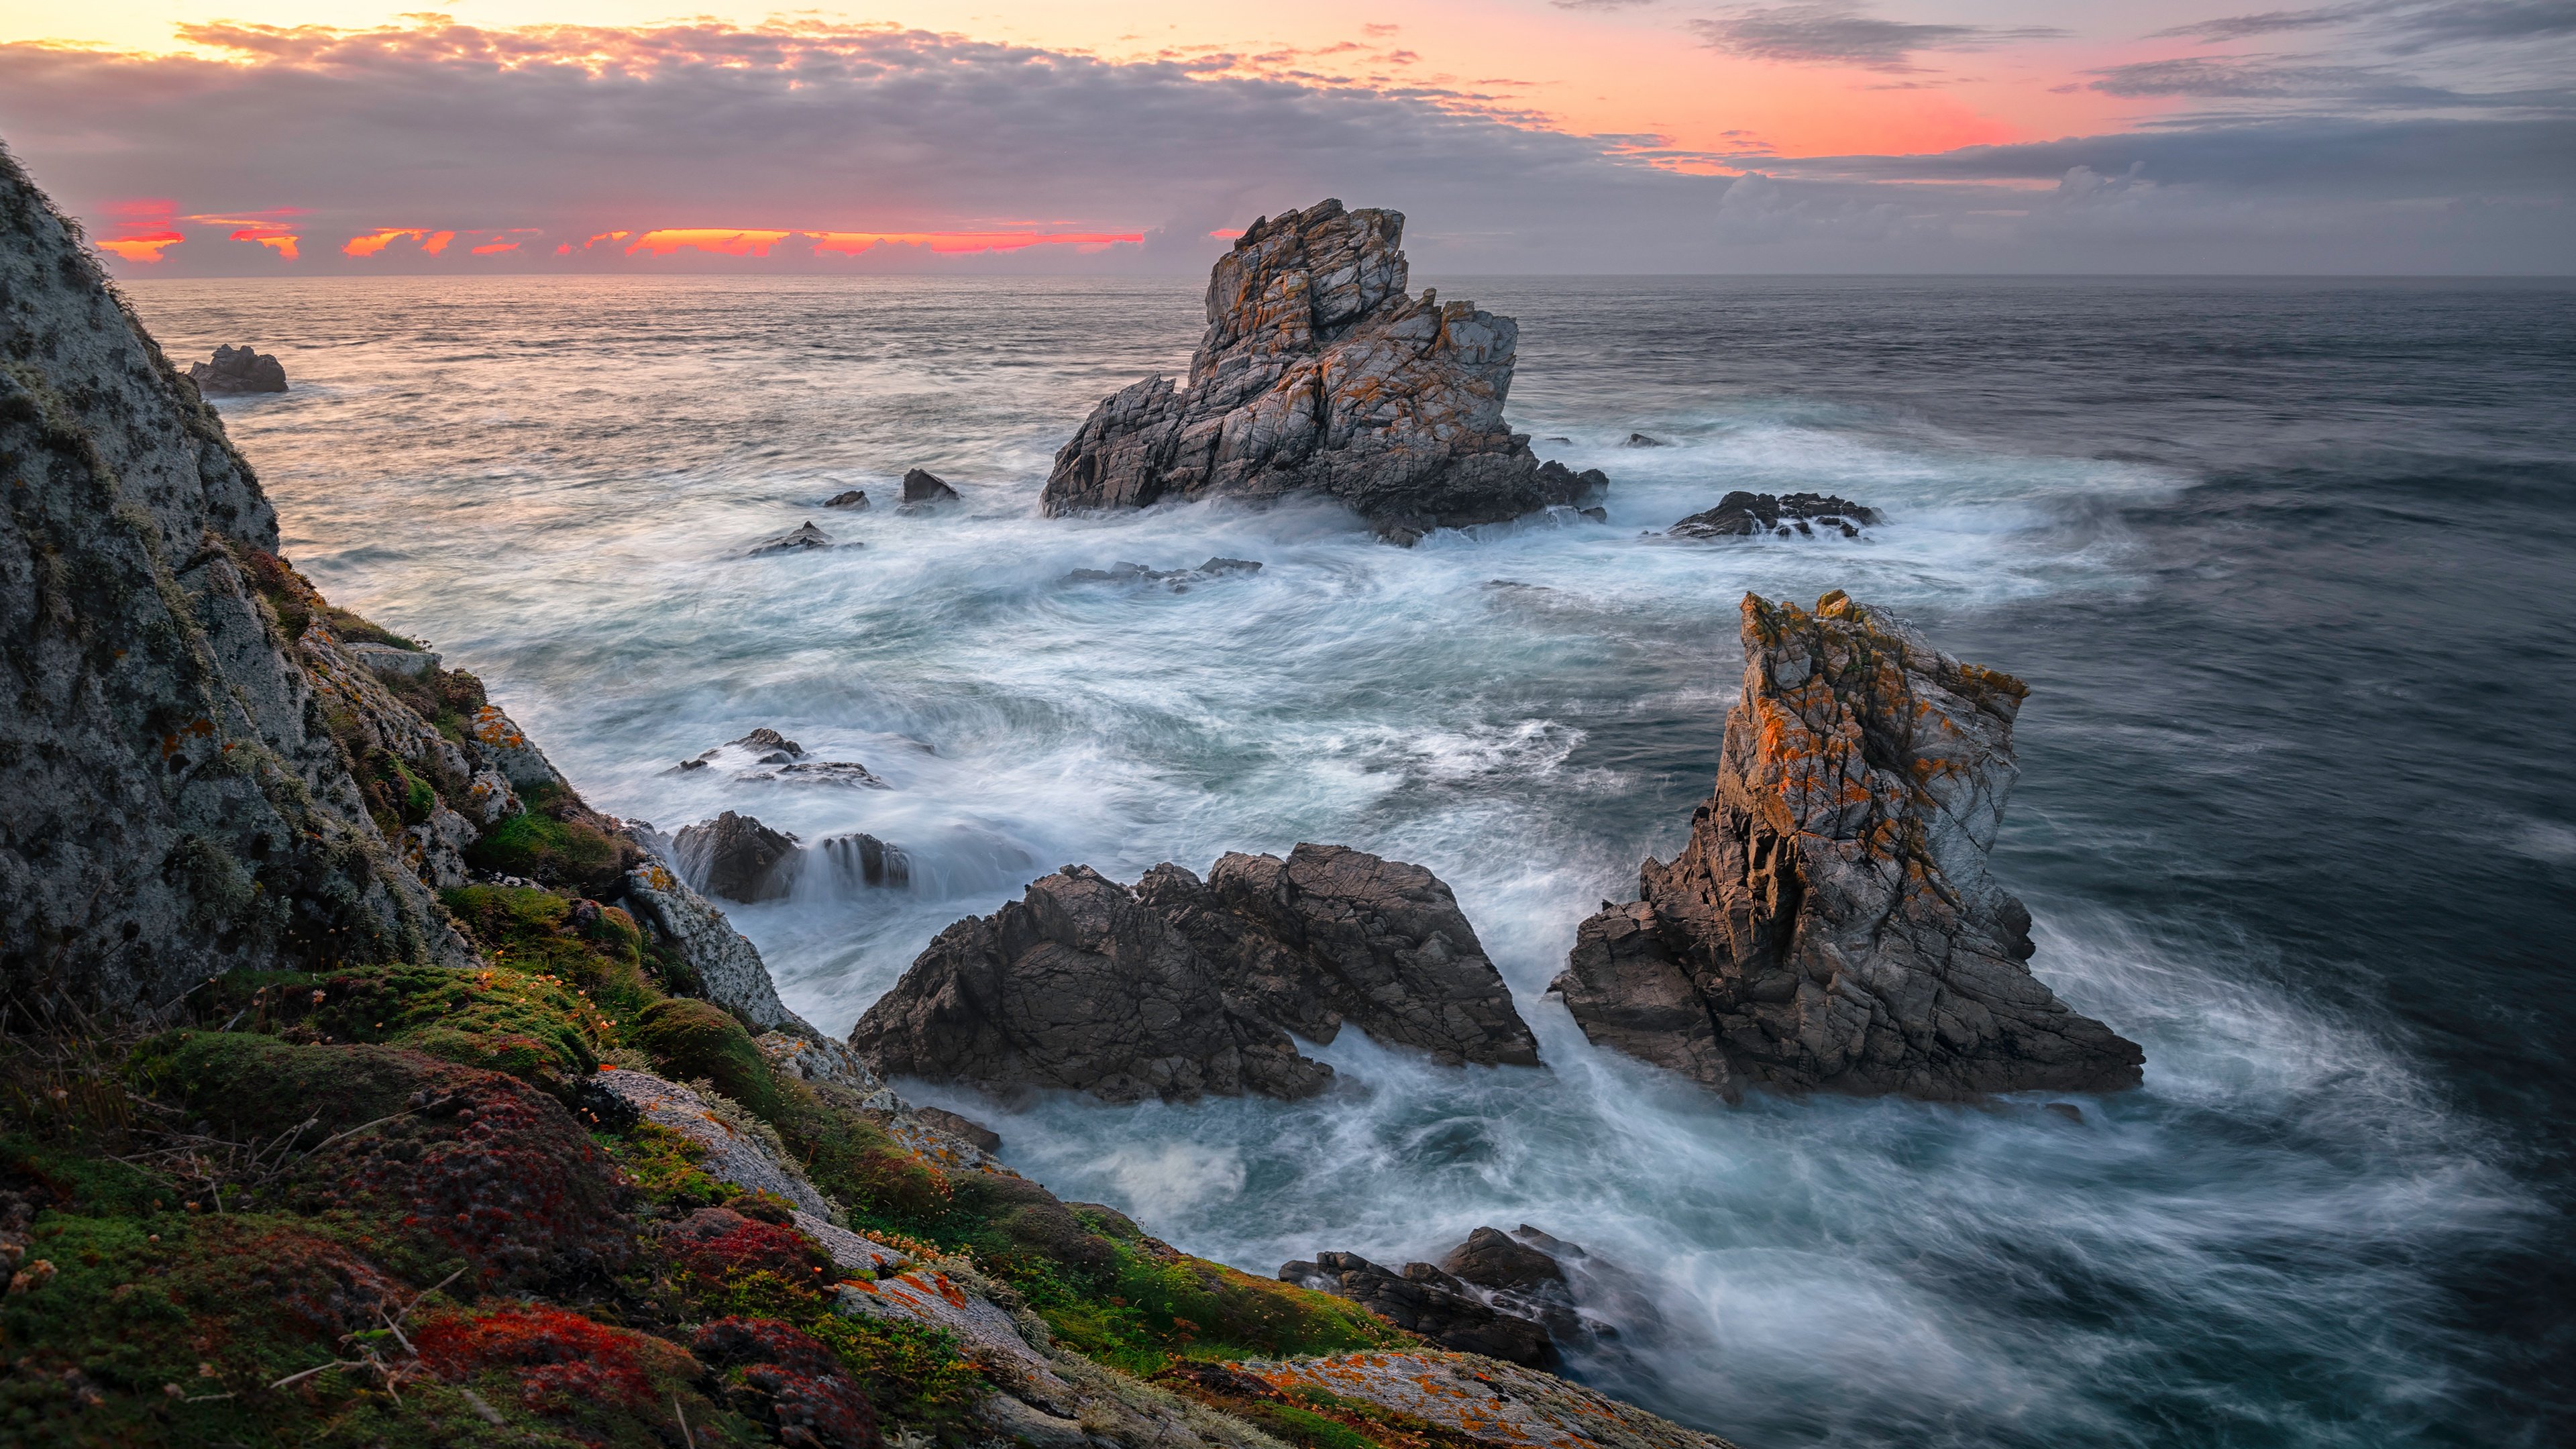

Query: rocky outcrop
(1, 148), (472, 1007)
(849, 843), (1538, 1102)
(1670, 490), (1878, 540)
(185, 343), (288, 394)
(1551, 590), (2144, 1100)
(676, 810), (803, 902)
(1041, 199), (1606, 543)
(899, 468), (960, 510)
(1279, 1252), (1556, 1367)
(621, 853), (802, 1030)
(824, 488), (869, 508)
(1219, 1352), (1741, 1449)
(747, 520), (843, 554)
(671, 728), (889, 788)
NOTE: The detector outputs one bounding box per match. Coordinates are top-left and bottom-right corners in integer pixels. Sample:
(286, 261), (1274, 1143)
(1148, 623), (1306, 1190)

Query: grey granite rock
(621, 848), (801, 1031)
(848, 844), (1537, 1102)
(1042, 199), (1607, 541)
(899, 468), (961, 508)
(590, 1068), (833, 1216)
(0, 149), (471, 1007)
(1550, 590), (2145, 1100)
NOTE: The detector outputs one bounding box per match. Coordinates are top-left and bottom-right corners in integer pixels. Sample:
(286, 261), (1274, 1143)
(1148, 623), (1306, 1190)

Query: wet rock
(674, 810), (803, 903)
(186, 343), (288, 394)
(669, 729), (889, 788)
(912, 1106), (1002, 1152)
(1440, 1226), (1565, 1295)
(1062, 557), (1264, 590)
(1618, 432), (1667, 447)
(1550, 590), (2145, 1099)
(1668, 490), (1879, 539)
(898, 468), (960, 511)
(1579, 506), (1608, 522)
(735, 727), (804, 757)
(1042, 199), (1608, 541)
(848, 843), (1538, 1102)
(1232, 1351), (1741, 1449)
(747, 520), (845, 555)
(814, 831), (910, 887)
(823, 489), (871, 509)
(1279, 1252), (1556, 1367)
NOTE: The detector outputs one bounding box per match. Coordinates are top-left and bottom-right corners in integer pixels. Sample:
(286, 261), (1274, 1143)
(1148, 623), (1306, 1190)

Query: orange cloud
(626, 227), (1147, 258)
(342, 227), (458, 257)
(556, 229), (633, 255)
(97, 198), (183, 262)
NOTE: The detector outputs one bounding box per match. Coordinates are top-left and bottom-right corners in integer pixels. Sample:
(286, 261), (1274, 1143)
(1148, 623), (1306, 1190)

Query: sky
(1, 1), (2568, 274)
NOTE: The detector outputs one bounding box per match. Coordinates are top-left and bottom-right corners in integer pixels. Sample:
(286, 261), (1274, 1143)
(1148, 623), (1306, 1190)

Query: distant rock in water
(186, 343), (288, 394)
(665, 728), (888, 788)
(1062, 557), (1262, 590)
(1617, 433), (1666, 448)
(1040, 199), (1607, 543)
(674, 810), (908, 902)
(823, 488), (870, 509)
(898, 468), (960, 511)
(848, 843), (1540, 1103)
(745, 520), (845, 555)
(1550, 591), (2145, 1100)
(1669, 491), (1878, 540)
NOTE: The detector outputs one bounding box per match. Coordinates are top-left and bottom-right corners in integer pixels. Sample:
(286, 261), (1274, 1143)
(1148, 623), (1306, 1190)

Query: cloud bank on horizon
(0, 3), (2568, 276)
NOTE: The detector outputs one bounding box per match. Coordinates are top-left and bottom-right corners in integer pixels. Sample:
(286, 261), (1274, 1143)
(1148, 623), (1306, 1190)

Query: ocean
(125, 273), (2576, 1448)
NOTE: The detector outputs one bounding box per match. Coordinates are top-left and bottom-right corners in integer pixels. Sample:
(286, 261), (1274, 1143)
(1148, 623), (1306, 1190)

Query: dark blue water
(129, 274), (2576, 1447)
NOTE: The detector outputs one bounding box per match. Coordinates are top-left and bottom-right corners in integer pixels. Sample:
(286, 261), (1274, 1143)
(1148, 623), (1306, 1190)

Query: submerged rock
(1062, 557), (1263, 590)
(1041, 199), (1607, 541)
(1618, 432), (1667, 448)
(823, 488), (871, 508)
(746, 519), (845, 555)
(1668, 490), (1879, 540)
(898, 468), (960, 511)
(667, 728), (889, 788)
(848, 843), (1538, 1102)
(1550, 590), (2145, 1099)
(186, 343), (288, 394)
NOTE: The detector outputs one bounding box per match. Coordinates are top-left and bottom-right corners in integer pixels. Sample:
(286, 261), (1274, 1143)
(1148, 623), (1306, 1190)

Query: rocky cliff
(1041, 199), (1605, 543)
(1551, 590), (2145, 1099)
(850, 844), (1540, 1102)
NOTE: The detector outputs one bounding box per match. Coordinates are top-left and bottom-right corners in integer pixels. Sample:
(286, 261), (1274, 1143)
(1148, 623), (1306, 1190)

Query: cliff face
(1552, 591), (2145, 1100)
(0, 150), (473, 1006)
(1041, 199), (1604, 542)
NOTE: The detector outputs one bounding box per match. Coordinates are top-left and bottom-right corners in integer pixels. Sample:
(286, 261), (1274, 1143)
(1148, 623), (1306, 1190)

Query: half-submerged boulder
(1550, 590), (2143, 1100)
(1670, 490), (1878, 540)
(849, 843), (1539, 1103)
(746, 520), (844, 555)
(185, 343), (288, 394)
(898, 468), (959, 511)
(672, 810), (907, 903)
(1061, 557), (1262, 590)
(1041, 199), (1606, 543)
(1279, 1252), (1556, 1368)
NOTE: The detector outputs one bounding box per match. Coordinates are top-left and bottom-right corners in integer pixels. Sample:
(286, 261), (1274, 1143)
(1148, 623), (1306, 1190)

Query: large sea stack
(1041, 199), (1605, 543)
(850, 843), (1540, 1102)
(1551, 591), (2144, 1099)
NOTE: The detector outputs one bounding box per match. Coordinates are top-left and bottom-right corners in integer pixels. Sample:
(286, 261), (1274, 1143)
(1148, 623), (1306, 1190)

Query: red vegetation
(417, 1302), (696, 1414)
(694, 1316), (881, 1449)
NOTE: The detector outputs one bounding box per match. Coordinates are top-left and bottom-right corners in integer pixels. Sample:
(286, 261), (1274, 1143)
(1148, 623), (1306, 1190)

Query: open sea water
(125, 274), (2576, 1448)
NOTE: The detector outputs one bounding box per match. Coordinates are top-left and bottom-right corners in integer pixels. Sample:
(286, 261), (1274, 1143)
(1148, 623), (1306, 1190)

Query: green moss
(464, 806), (625, 894)
(806, 1312), (985, 1428)
(1241, 1400), (1385, 1449)
(596, 1122), (739, 1213)
(627, 998), (777, 1117)
(200, 961), (608, 1089)
(441, 885), (661, 1024)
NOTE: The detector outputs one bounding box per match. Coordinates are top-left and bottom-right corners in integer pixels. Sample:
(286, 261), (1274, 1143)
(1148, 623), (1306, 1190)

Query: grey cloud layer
(0, 22), (2563, 274)
(1687, 3), (2065, 71)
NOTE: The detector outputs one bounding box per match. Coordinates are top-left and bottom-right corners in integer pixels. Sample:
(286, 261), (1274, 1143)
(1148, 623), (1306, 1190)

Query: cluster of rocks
(1550, 590), (2145, 1099)
(1281, 1224), (1651, 1371)
(746, 520), (848, 555)
(1062, 557), (1263, 590)
(848, 843), (1539, 1103)
(1669, 490), (1879, 539)
(755, 470), (961, 551)
(669, 727), (888, 788)
(186, 343), (288, 394)
(1042, 199), (1607, 544)
(670, 810), (910, 904)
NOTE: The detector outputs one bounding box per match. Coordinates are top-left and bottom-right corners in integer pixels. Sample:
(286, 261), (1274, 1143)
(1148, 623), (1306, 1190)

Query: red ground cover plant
(694, 1316), (881, 1449)
(416, 1301), (697, 1415)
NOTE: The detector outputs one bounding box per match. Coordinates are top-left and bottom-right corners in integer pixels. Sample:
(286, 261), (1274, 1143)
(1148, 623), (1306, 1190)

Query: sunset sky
(1, 1), (2567, 273)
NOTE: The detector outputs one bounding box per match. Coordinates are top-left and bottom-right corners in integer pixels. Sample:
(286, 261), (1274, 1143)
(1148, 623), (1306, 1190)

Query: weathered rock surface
(849, 843), (1538, 1102)
(592, 1067), (835, 1216)
(1551, 590), (2145, 1099)
(1042, 199), (1606, 542)
(1, 149), (472, 1007)
(1063, 557), (1263, 590)
(1280, 1252), (1556, 1367)
(185, 343), (288, 394)
(1230, 1352), (1741, 1449)
(1670, 490), (1880, 540)
(621, 853), (802, 1030)
(824, 488), (870, 508)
